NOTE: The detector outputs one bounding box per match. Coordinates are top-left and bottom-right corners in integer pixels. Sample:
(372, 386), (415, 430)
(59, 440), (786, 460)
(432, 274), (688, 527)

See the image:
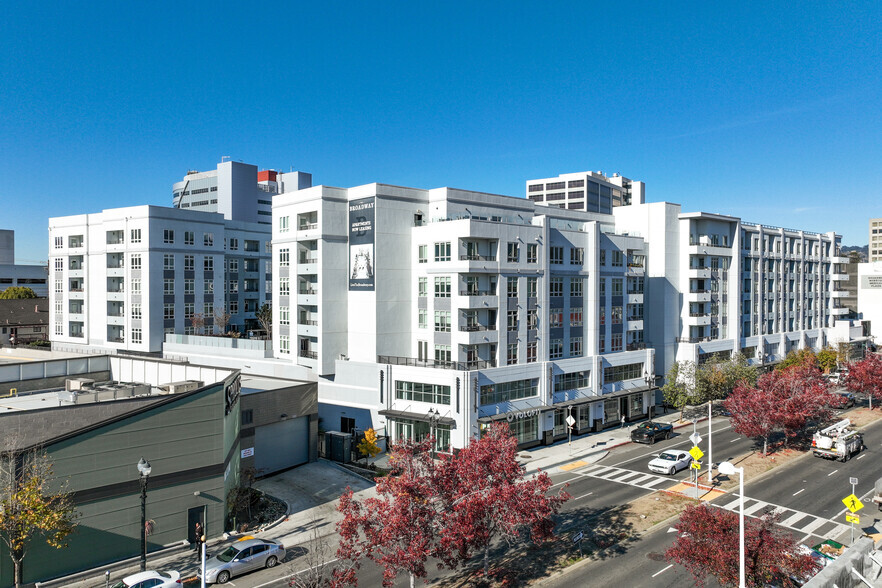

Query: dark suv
(630, 421), (674, 444)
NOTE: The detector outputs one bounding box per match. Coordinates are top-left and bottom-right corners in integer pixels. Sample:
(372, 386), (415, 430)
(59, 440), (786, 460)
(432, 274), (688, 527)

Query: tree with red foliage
(844, 353), (882, 410)
(725, 364), (837, 455)
(333, 424), (569, 586)
(666, 503), (821, 587)
(433, 423), (570, 577)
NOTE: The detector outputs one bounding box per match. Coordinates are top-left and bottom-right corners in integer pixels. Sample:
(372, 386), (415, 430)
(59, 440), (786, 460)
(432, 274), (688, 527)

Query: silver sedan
(199, 538), (285, 584)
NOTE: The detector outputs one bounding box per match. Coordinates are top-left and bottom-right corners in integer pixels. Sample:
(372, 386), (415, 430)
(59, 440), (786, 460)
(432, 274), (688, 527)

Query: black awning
(378, 409), (457, 427)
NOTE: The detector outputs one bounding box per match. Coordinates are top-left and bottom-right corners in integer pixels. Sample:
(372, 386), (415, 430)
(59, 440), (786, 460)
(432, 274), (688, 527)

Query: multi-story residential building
(273, 183), (655, 451)
(870, 217), (882, 262)
(526, 171), (645, 211)
(0, 229), (49, 297)
(173, 160), (312, 224)
(48, 205), (272, 353)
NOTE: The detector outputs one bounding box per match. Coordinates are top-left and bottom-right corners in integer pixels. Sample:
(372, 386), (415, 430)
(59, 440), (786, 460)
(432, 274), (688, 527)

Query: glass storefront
(394, 418), (451, 453)
(604, 398), (618, 422)
(630, 393), (643, 416)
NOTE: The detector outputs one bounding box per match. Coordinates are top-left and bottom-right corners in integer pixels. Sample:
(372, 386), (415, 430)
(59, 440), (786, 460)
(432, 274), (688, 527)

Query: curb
(256, 495), (291, 534)
(319, 457), (378, 484)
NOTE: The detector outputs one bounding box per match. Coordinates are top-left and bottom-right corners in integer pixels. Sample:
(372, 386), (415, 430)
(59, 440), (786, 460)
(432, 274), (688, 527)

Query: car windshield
(637, 423), (653, 429)
(216, 546), (240, 562)
(657, 453), (677, 461)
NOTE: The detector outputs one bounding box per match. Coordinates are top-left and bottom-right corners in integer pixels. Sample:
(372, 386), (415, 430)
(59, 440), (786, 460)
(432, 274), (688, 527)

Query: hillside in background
(842, 244), (868, 261)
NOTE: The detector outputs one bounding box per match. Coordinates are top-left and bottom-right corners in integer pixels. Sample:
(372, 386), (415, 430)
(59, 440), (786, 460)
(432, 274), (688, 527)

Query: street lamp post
(719, 461), (745, 588)
(427, 408), (441, 459)
(137, 457), (152, 572)
(644, 370), (654, 420)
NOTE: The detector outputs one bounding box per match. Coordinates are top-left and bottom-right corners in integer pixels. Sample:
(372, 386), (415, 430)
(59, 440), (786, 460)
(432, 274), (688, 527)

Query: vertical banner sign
(349, 197), (375, 291)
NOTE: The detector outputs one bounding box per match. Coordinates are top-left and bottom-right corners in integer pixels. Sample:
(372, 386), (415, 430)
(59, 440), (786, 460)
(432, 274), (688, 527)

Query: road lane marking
(729, 438), (739, 443)
(652, 564), (673, 577)
(252, 557), (340, 588)
(793, 488), (805, 496)
(827, 469), (838, 476)
(856, 454), (866, 460)
(575, 491), (594, 500)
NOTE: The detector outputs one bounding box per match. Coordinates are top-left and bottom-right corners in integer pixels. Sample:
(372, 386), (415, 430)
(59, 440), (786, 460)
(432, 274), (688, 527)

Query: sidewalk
(39, 462), (377, 588)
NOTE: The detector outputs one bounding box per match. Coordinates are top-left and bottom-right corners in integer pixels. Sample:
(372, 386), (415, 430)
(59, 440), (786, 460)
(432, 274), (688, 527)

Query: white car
(648, 450), (691, 475)
(110, 570), (181, 588)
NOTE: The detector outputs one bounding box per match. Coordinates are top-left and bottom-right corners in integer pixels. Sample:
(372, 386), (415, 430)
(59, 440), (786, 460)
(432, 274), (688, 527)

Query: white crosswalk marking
(714, 495), (850, 539)
(566, 463), (676, 491)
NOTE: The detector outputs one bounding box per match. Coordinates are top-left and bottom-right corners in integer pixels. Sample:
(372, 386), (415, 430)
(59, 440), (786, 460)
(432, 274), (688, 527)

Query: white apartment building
(48, 206), (272, 353)
(526, 171), (646, 212)
(173, 160), (311, 224)
(273, 183), (654, 450)
(870, 218), (882, 262)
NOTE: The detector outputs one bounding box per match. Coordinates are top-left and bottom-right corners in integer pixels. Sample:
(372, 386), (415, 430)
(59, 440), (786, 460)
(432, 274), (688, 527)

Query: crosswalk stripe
(743, 501), (770, 516)
(721, 498), (741, 510)
(799, 519), (828, 535)
(781, 512), (809, 528)
(643, 477), (668, 487)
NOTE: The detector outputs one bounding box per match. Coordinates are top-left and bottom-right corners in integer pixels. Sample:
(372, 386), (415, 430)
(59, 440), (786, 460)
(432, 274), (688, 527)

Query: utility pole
(707, 400), (713, 484)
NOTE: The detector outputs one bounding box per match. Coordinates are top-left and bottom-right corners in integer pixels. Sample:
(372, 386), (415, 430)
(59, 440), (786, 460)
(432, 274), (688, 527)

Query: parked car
(110, 570), (181, 588)
(648, 450), (691, 475)
(630, 421), (674, 444)
(832, 391), (856, 409)
(200, 538), (286, 584)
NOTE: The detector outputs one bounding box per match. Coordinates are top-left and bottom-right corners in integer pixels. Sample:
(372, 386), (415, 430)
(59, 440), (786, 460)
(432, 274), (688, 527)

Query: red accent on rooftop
(257, 170), (278, 183)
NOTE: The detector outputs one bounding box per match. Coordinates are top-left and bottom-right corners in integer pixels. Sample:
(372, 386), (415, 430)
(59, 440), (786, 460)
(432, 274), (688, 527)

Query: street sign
(689, 446), (705, 461)
(689, 432), (703, 446)
(842, 494), (864, 513)
(846, 514), (860, 524)
(566, 415), (576, 427)
(690, 461), (701, 470)
(850, 477), (858, 486)
(573, 531), (584, 543)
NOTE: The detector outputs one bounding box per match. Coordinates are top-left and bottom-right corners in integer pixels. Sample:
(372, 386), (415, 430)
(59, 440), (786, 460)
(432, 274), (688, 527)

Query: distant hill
(841, 244), (868, 261)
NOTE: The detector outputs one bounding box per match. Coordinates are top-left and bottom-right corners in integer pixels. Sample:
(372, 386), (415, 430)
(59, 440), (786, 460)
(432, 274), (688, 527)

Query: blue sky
(2, 1), (880, 262)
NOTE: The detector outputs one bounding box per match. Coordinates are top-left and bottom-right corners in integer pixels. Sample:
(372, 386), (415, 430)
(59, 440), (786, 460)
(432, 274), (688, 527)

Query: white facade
(48, 206), (272, 353)
(857, 262), (882, 339)
(870, 218), (882, 263)
(526, 171), (646, 212)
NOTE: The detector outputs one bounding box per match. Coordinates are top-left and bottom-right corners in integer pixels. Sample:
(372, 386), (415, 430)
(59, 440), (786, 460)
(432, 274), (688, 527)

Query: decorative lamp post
(644, 370), (654, 420)
(137, 457), (152, 572)
(719, 461), (745, 588)
(427, 408), (441, 459)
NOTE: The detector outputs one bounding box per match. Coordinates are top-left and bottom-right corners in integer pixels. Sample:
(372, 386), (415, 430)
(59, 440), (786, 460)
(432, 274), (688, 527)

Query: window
(184, 303), (194, 318)
(570, 248), (584, 265)
(164, 279), (174, 294)
(418, 245), (427, 263)
(527, 277), (538, 297)
(550, 277), (563, 297)
(230, 300), (238, 314)
(549, 308), (563, 327)
(132, 278), (141, 294)
(556, 371), (589, 392)
(549, 339), (563, 359)
(550, 246), (563, 264)
(434, 242), (451, 262)
(527, 243), (538, 263)
(435, 276), (451, 297)
(280, 277), (290, 295)
(570, 338), (583, 357)
(184, 231), (195, 246)
(418, 277), (427, 297)
(280, 248), (290, 266)
(611, 333), (623, 351)
(628, 277), (644, 294)
(280, 216), (290, 232)
(183, 279), (194, 294)
(228, 258), (238, 272)
(507, 242), (519, 262)
(527, 309), (538, 330)
(599, 306), (606, 325)
(204, 257), (214, 271)
(54, 258), (63, 271)
(507, 277), (518, 297)
(603, 362), (643, 383)
(570, 278), (583, 297)
(164, 304), (174, 319)
(611, 278), (623, 296)
(480, 378), (538, 405)
(131, 303), (141, 319)
(130, 229), (141, 243)
(570, 308), (583, 326)
(507, 310), (518, 331)
(54, 236), (63, 249)
(278, 306), (290, 326)
(280, 335), (290, 354)
(130, 254), (141, 269)
(507, 343), (518, 365)
(131, 328), (142, 344)
(55, 323), (63, 335)
(600, 250), (606, 265)
(611, 306), (622, 324)
(203, 302), (213, 317)
(611, 251), (623, 267)
(434, 345), (451, 363)
(184, 255), (194, 271)
(434, 311), (451, 332)
(418, 309), (427, 328)
(55, 280), (63, 293)
(396, 381), (451, 405)
(204, 279), (214, 294)
(164, 254), (174, 270)
(229, 238), (238, 250)
(204, 233), (214, 247)
(164, 229), (174, 244)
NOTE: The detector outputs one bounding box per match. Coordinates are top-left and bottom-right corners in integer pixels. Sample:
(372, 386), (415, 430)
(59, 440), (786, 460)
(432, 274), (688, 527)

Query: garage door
(254, 416), (309, 475)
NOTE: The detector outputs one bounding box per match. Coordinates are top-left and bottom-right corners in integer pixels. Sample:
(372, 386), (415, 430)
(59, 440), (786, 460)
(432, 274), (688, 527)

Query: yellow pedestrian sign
(842, 494), (864, 513)
(846, 513), (860, 524)
(690, 461), (701, 470)
(689, 446), (704, 461)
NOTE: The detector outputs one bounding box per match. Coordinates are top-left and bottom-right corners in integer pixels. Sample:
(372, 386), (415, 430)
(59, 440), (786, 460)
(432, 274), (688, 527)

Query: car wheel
(650, 436), (655, 445)
(266, 555), (278, 568)
(217, 571), (231, 584)
(665, 431), (672, 440)
(669, 466), (676, 476)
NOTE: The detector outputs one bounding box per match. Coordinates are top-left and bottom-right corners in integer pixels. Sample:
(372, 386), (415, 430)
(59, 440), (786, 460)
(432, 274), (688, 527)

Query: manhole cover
(647, 552), (666, 562)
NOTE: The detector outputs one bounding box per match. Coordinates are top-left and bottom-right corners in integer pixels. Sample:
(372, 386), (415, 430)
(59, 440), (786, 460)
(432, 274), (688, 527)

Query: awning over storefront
(378, 409), (457, 427)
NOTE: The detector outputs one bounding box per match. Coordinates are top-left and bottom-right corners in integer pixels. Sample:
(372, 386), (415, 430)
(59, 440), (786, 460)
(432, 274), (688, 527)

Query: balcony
(298, 223), (318, 231)
(460, 289), (496, 297)
(298, 255), (318, 264)
(830, 289), (849, 298)
(831, 273), (848, 281)
(626, 342), (646, 351)
(378, 355), (496, 371)
(830, 306), (849, 316)
(676, 336), (714, 344)
(688, 268), (711, 279)
(299, 350), (318, 359)
(459, 254), (497, 262)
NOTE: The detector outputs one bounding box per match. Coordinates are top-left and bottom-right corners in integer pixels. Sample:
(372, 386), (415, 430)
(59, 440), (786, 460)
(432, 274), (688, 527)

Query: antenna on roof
(221, 155), (230, 163)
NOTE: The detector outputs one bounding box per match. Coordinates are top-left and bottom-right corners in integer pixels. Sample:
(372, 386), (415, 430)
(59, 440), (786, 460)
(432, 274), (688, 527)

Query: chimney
(35, 304), (39, 313)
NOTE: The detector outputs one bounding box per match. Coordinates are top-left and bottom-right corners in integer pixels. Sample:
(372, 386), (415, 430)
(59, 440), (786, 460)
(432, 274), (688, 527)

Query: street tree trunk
(484, 545), (490, 576)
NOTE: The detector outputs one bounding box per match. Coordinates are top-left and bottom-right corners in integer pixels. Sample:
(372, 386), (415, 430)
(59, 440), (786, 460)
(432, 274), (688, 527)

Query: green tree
(0, 287), (38, 300)
(0, 450), (78, 588)
(662, 361), (702, 415)
(256, 304), (272, 339)
(817, 346), (838, 373)
(664, 354), (757, 412)
(775, 348), (818, 372)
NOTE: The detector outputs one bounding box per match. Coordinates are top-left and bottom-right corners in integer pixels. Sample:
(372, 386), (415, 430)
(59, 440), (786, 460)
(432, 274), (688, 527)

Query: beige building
(871, 218), (882, 262)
